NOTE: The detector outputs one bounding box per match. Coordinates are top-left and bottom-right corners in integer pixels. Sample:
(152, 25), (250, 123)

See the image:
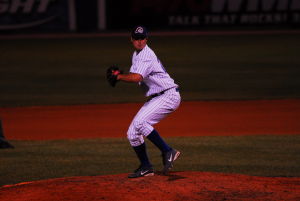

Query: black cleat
(0, 138), (14, 149)
(128, 166), (155, 178)
(162, 149), (180, 175)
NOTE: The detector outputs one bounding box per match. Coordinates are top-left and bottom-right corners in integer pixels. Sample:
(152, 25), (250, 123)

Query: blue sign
(0, 0), (76, 32)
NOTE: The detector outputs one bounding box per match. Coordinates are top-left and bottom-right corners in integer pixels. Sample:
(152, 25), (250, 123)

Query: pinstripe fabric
(130, 45), (178, 97)
(127, 44), (181, 147)
(127, 85), (181, 147)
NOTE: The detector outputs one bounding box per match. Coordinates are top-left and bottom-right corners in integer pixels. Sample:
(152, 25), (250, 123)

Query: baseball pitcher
(107, 25), (181, 178)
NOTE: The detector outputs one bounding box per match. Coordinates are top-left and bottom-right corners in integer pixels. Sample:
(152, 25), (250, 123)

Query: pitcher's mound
(1, 171), (300, 201)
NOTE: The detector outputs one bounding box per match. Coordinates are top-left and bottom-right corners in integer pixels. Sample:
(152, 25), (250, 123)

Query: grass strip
(1, 135), (299, 186)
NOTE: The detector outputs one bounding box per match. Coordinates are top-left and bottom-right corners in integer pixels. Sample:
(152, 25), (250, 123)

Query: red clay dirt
(1, 172), (300, 201)
(1, 99), (300, 140)
(1, 100), (300, 201)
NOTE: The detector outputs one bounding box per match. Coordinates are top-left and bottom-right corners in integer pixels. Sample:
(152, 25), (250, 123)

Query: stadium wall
(0, 0), (299, 34)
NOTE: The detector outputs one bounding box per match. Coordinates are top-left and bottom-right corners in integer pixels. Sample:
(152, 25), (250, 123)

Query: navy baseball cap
(131, 25), (148, 40)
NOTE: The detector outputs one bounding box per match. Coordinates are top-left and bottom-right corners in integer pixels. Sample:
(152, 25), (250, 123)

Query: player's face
(131, 38), (147, 51)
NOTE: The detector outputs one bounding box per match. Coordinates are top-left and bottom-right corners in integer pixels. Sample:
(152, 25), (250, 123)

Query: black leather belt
(150, 87), (179, 99)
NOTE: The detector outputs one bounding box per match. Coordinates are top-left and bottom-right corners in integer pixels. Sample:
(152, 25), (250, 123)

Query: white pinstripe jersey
(130, 45), (178, 97)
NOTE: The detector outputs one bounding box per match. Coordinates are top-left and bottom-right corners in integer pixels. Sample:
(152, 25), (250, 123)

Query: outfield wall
(0, 0), (299, 34)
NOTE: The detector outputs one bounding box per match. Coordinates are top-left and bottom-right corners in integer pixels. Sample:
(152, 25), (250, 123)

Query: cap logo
(135, 27), (144, 34)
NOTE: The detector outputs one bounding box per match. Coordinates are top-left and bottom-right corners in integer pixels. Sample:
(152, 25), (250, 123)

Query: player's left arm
(117, 73), (143, 83)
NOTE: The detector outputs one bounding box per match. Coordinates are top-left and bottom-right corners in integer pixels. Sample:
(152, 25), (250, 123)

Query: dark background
(1, 0), (299, 33)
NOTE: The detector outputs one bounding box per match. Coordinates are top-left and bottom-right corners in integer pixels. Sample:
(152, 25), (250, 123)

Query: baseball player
(107, 25), (181, 178)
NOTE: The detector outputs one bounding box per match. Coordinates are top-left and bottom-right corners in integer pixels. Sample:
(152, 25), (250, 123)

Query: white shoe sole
(144, 173), (155, 177)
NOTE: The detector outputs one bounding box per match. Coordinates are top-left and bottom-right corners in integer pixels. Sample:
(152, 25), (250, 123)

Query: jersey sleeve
(130, 58), (152, 78)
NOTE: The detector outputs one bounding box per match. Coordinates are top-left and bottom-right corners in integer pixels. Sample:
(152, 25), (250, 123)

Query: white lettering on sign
(205, 14), (237, 24)
(0, 0), (52, 14)
(0, 0), (60, 30)
(169, 0), (300, 26)
(211, 0), (300, 13)
(169, 16), (199, 25)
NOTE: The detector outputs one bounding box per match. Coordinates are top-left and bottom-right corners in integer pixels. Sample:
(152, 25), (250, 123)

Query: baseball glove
(106, 65), (123, 87)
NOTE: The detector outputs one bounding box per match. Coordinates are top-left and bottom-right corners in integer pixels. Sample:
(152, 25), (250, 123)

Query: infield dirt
(1, 99), (300, 140)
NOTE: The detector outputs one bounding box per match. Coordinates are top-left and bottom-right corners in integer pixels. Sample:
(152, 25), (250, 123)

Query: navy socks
(147, 129), (172, 153)
(133, 143), (152, 168)
(133, 129), (171, 167)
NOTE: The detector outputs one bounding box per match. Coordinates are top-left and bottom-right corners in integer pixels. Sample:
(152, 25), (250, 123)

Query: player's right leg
(127, 126), (154, 178)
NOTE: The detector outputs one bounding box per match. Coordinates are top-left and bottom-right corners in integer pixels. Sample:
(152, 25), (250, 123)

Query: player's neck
(136, 49), (142, 55)
(135, 45), (147, 55)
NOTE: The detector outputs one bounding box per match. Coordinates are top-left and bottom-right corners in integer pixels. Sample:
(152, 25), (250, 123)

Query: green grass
(1, 135), (300, 186)
(1, 33), (300, 107)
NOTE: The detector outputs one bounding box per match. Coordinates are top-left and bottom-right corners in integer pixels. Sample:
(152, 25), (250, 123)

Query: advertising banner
(0, 0), (76, 33)
(168, 0), (300, 27)
(107, 0), (300, 29)
(2, 0), (299, 33)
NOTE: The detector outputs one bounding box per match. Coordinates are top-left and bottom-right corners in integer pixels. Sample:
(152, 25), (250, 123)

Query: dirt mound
(1, 171), (300, 201)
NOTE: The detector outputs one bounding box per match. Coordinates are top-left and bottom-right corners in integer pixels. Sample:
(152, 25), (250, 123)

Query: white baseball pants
(127, 88), (181, 147)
